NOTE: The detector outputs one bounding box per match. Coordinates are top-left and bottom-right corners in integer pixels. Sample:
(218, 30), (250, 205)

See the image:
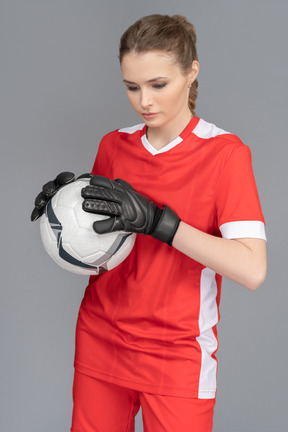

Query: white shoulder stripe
(118, 124), (145, 134)
(193, 118), (230, 139)
(220, 221), (267, 240)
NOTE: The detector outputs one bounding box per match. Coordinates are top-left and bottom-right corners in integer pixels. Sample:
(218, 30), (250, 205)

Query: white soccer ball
(39, 177), (136, 275)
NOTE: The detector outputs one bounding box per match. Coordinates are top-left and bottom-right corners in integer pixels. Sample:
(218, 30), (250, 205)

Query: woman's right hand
(30, 172), (75, 221)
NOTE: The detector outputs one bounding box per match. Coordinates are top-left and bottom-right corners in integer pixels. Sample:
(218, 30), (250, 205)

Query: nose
(140, 88), (152, 108)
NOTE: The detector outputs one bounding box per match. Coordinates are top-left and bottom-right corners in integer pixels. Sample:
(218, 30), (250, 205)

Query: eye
(126, 85), (139, 92)
(153, 83), (167, 89)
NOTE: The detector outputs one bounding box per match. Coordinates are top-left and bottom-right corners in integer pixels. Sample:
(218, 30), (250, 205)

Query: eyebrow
(123, 77), (168, 84)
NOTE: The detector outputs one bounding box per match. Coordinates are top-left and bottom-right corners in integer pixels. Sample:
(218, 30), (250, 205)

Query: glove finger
(76, 173), (93, 180)
(42, 180), (58, 198)
(34, 191), (48, 208)
(90, 175), (114, 189)
(31, 206), (44, 222)
(81, 185), (122, 203)
(92, 217), (123, 234)
(115, 178), (134, 191)
(55, 171), (75, 186)
(82, 199), (121, 216)
(31, 189), (50, 223)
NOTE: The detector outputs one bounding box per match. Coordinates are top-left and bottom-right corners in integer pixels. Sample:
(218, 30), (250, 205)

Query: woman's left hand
(81, 175), (180, 245)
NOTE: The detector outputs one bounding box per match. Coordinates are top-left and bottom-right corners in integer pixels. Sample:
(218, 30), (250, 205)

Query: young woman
(32, 14), (267, 432)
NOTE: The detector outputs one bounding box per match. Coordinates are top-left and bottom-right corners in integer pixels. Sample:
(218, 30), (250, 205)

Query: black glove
(31, 171), (75, 221)
(81, 175), (181, 246)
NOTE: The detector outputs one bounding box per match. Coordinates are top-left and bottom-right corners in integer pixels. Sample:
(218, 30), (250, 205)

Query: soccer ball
(39, 177), (136, 275)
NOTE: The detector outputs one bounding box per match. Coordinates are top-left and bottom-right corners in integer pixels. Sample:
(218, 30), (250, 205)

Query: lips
(142, 112), (158, 119)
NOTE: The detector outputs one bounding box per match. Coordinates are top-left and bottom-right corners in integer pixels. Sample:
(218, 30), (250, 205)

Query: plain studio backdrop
(1, 1), (287, 431)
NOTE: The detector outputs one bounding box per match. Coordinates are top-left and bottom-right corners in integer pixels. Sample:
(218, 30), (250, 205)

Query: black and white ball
(40, 178), (136, 275)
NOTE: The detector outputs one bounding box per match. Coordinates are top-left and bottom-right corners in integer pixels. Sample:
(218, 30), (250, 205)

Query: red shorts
(71, 370), (215, 432)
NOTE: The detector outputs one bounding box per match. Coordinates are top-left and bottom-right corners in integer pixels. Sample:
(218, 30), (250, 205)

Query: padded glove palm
(81, 176), (180, 246)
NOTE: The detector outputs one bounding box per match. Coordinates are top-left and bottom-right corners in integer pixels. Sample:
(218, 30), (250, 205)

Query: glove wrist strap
(151, 205), (181, 246)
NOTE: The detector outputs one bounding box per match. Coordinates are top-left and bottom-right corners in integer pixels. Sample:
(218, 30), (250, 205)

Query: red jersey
(74, 116), (266, 399)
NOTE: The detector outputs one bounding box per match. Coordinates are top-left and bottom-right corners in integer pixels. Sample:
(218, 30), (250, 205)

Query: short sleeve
(216, 144), (266, 240)
(91, 133), (116, 177)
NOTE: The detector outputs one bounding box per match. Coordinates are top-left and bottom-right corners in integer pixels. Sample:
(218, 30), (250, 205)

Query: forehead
(121, 50), (182, 81)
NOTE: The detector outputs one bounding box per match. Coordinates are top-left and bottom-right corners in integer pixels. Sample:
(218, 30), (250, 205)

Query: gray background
(1, 0), (287, 431)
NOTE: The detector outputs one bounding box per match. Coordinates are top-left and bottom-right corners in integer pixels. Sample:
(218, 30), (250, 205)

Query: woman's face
(121, 50), (199, 135)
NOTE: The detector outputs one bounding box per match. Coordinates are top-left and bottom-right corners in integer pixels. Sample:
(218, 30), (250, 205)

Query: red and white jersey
(74, 116), (266, 399)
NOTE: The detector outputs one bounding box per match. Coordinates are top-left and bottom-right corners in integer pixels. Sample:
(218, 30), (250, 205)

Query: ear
(187, 60), (200, 85)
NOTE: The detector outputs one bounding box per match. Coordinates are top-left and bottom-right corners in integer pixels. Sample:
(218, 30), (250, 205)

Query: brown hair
(119, 14), (199, 115)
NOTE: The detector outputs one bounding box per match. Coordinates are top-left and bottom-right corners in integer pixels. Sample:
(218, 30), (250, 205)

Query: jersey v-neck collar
(141, 116), (200, 156)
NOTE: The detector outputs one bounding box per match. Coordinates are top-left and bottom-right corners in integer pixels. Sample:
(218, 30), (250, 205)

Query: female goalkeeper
(32, 14), (267, 432)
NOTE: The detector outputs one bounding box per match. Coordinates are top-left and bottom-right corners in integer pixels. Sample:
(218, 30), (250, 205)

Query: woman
(32, 14), (267, 432)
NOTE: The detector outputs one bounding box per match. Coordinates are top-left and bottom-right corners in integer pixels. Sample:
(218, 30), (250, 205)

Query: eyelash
(126, 83), (167, 92)
(127, 86), (139, 92)
(153, 83), (167, 89)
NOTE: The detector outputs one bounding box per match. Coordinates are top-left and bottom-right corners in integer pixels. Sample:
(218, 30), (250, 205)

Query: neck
(146, 111), (193, 150)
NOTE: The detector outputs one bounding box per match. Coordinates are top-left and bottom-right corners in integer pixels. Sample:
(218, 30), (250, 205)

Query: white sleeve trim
(219, 221), (267, 241)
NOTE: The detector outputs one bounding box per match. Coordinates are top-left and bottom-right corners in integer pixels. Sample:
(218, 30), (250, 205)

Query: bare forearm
(172, 221), (267, 290)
